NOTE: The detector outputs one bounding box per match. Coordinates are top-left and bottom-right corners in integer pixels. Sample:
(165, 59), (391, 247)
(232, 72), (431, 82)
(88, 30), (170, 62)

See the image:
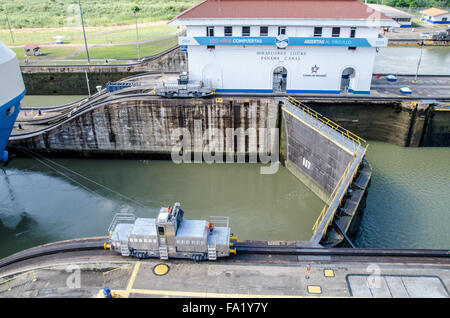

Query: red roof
(421, 7), (448, 17)
(171, 0), (391, 21)
(23, 44), (40, 50)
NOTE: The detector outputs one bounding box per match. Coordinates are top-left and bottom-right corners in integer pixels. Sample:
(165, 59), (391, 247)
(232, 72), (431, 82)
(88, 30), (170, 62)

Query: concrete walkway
(0, 253), (448, 298)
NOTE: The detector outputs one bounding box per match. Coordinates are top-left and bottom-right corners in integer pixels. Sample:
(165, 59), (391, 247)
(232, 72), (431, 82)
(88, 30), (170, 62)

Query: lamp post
(132, 6), (141, 60)
(412, 41), (424, 84)
(78, 0), (91, 96)
(0, 8), (14, 43)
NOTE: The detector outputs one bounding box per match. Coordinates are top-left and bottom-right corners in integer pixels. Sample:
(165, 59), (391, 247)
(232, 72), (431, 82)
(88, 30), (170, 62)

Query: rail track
(1, 237), (449, 271)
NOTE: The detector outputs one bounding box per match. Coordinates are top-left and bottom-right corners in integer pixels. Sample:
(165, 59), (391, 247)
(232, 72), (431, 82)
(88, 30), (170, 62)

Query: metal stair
(207, 245), (217, 261)
(120, 245), (130, 257)
(159, 245), (169, 260)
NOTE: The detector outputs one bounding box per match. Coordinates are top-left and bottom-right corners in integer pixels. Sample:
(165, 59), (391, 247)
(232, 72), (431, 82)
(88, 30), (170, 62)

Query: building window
(158, 227), (165, 235)
(350, 27), (356, 38)
(348, 47), (356, 51)
(224, 26), (232, 36)
(278, 26), (286, 35)
(206, 26), (214, 36)
(314, 27), (322, 37)
(207, 45), (215, 50)
(260, 26), (268, 36)
(242, 26), (250, 36)
(332, 27), (340, 37)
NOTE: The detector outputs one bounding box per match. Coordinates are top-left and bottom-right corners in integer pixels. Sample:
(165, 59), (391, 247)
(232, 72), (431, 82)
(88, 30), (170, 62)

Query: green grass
(11, 46), (75, 59)
(74, 36), (178, 59)
(0, 0), (199, 29)
(0, 24), (178, 46)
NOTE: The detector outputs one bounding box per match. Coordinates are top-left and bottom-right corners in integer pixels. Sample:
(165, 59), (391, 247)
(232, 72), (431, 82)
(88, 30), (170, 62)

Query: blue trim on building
(215, 89), (274, 93)
(215, 88), (371, 95)
(399, 25), (412, 28)
(424, 19), (450, 24)
(348, 89), (371, 95)
(286, 89), (341, 94)
(193, 36), (373, 47)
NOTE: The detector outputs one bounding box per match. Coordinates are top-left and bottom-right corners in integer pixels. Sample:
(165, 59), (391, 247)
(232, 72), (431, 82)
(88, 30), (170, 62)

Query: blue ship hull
(0, 89), (25, 162)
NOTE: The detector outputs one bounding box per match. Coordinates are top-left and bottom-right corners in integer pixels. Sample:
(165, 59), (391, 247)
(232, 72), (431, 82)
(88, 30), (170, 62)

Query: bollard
(103, 286), (113, 298)
(306, 264), (311, 279)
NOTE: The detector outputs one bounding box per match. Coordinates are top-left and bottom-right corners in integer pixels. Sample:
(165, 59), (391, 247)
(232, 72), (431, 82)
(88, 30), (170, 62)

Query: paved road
(369, 75), (450, 99)
(0, 252), (448, 298)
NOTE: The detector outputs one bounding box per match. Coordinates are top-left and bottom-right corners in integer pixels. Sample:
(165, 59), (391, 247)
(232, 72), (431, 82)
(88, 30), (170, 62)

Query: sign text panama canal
(256, 50), (306, 61)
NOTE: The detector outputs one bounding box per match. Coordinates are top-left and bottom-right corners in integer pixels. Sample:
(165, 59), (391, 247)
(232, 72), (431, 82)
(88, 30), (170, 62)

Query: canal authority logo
(311, 65), (320, 73)
(276, 34), (289, 49)
(303, 65), (327, 78)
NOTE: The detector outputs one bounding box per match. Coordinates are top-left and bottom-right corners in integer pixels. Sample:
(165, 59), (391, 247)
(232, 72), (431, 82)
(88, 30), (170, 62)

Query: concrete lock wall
(422, 109), (450, 147)
(20, 47), (187, 95)
(302, 100), (432, 147)
(280, 106), (355, 202)
(11, 98), (279, 159)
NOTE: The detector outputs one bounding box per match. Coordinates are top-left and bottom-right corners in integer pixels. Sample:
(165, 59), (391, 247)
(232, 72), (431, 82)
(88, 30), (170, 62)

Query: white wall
(187, 45), (376, 93)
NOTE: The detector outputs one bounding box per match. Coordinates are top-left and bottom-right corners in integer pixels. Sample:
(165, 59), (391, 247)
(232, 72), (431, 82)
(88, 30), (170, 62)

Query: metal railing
(312, 161), (352, 234)
(286, 96), (367, 151)
(311, 159), (363, 238)
(209, 216), (229, 228)
(0, 270), (37, 292)
(102, 264), (132, 285)
(108, 212), (136, 234)
(284, 97), (369, 240)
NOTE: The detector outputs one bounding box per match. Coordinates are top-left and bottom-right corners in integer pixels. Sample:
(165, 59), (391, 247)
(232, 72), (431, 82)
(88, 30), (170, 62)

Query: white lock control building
(169, 0), (398, 95)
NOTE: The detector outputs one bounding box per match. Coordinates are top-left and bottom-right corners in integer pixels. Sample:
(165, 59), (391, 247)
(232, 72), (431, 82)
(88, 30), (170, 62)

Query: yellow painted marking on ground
(103, 288), (326, 298)
(153, 264), (169, 276)
(126, 261), (142, 291)
(307, 285), (322, 294)
(324, 269), (335, 277)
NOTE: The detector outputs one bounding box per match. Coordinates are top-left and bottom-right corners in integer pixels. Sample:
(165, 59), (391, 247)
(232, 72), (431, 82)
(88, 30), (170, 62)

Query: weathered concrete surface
(303, 100), (432, 147)
(22, 71), (142, 96)
(11, 97), (279, 159)
(21, 47), (187, 95)
(281, 106), (355, 201)
(0, 254), (448, 298)
(422, 108), (450, 147)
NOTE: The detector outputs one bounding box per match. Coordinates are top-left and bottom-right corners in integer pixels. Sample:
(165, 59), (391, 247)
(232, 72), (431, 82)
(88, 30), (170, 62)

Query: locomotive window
(158, 227), (165, 235)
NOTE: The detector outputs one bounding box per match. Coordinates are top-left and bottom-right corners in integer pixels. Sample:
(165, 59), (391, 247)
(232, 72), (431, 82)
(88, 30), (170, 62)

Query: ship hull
(0, 41), (26, 162)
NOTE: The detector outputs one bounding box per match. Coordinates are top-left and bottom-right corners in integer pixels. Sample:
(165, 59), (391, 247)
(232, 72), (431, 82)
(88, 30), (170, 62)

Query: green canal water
(374, 46), (450, 75)
(357, 141), (450, 250)
(1, 45), (449, 258)
(0, 141), (449, 258)
(0, 160), (324, 258)
(21, 95), (87, 108)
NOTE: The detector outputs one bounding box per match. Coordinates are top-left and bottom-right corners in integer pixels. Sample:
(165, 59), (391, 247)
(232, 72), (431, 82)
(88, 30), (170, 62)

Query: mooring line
(14, 146), (149, 208)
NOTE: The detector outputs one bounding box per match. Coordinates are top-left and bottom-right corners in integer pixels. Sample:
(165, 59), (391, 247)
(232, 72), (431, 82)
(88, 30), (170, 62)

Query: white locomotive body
(107, 203), (235, 261)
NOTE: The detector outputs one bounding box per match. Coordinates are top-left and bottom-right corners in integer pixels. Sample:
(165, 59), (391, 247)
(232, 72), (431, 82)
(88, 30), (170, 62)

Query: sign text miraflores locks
(256, 50), (306, 61)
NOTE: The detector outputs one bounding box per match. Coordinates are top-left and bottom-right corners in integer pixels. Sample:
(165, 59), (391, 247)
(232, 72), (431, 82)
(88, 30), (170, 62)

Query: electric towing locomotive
(105, 202), (237, 261)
